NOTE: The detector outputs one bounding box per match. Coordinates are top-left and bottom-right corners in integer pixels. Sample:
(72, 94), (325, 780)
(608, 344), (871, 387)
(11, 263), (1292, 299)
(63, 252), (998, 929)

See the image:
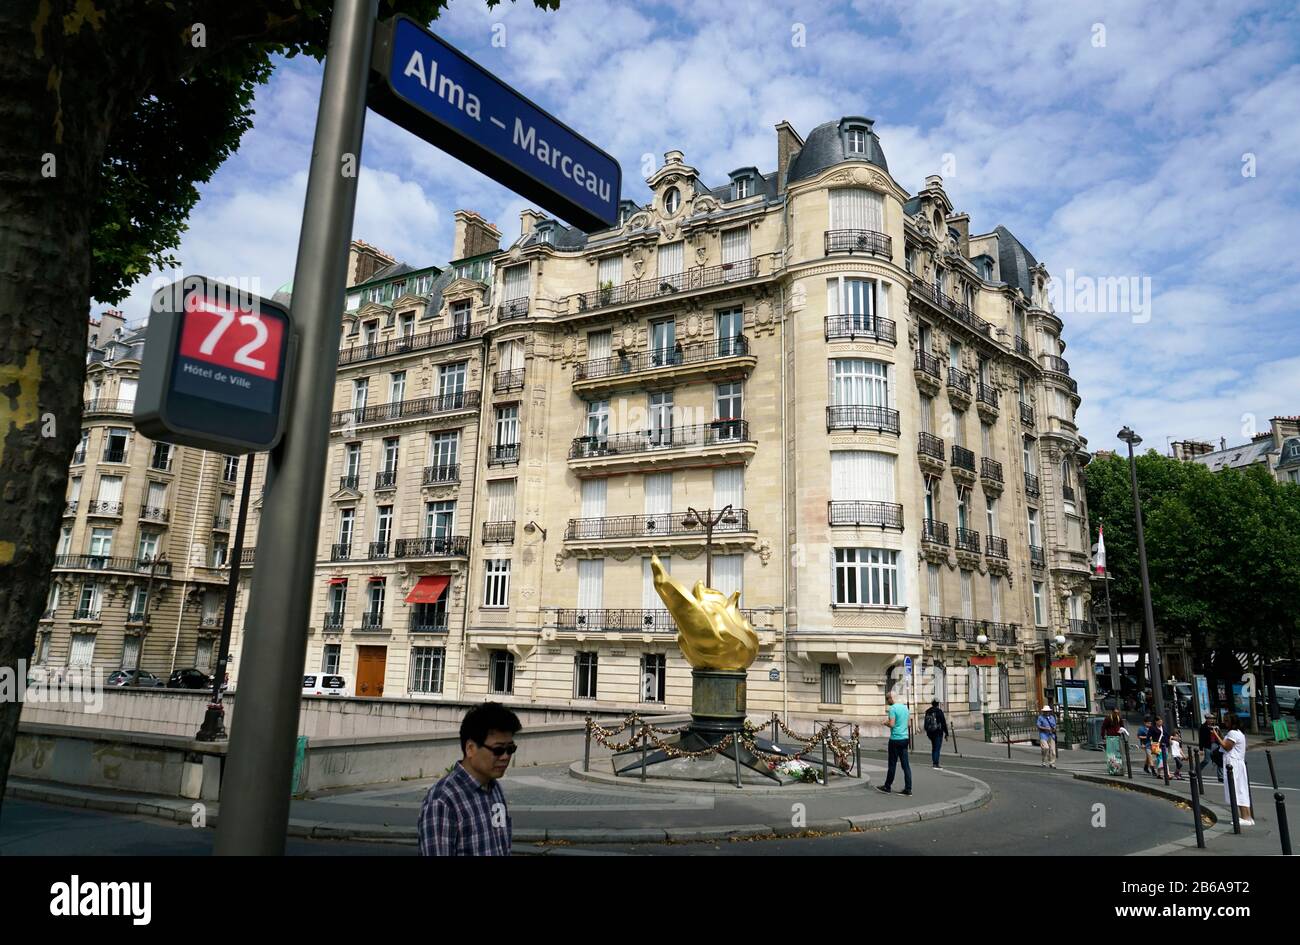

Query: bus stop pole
(215, 0), (378, 855)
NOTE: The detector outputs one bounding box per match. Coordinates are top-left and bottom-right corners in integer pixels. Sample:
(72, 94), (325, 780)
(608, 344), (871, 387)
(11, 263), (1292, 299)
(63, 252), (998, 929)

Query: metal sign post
(214, 0), (378, 855)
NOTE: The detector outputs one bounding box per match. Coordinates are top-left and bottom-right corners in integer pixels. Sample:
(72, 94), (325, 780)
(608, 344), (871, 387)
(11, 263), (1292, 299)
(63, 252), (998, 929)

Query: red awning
(328, 577), (347, 585)
(406, 575), (449, 604)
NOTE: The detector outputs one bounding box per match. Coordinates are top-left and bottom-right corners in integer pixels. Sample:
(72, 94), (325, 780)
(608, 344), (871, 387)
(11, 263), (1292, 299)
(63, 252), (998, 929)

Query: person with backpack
(923, 699), (950, 769)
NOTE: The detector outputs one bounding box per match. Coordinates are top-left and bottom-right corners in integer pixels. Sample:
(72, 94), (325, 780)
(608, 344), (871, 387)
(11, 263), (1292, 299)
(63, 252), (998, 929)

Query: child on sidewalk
(1169, 730), (1186, 780)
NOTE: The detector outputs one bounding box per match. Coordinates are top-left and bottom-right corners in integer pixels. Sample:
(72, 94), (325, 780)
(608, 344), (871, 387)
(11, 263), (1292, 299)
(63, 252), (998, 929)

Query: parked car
(1269, 684), (1300, 716)
(302, 673), (347, 697)
(106, 669), (164, 688)
(167, 668), (213, 690)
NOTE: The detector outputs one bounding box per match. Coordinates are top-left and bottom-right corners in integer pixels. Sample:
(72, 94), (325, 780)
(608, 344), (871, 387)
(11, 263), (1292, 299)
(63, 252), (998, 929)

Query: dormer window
(846, 128), (866, 154)
(733, 177), (752, 200)
(663, 187), (681, 215)
(536, 225), (554, 245)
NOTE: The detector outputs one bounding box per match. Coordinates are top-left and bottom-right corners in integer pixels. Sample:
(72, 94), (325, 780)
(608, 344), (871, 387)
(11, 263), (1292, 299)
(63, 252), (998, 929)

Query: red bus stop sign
(135, 276), (295, 453)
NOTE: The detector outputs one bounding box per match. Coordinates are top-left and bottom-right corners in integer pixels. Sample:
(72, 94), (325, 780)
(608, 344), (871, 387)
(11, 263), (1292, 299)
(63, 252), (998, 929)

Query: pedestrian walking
(923, 699), (949, 769)
(1211, 717), (1254, 825)
(1169, 729), (1185, 780)
(1149, 716), (1169, 777)
(1037, 705), (1058, 768)
(417, 702), (522, 856)
(1197, 713), (1222, 782)
(876, 691), (913, 796)
(1137, 716), (1153, 774)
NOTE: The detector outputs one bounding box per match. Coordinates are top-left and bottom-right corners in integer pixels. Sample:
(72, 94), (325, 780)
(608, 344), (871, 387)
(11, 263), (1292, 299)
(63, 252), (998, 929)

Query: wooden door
(356, 645), (387, 698)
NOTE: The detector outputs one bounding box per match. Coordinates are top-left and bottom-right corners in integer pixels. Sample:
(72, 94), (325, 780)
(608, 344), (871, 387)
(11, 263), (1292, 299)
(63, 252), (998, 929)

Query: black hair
(460, 701), (522, 755)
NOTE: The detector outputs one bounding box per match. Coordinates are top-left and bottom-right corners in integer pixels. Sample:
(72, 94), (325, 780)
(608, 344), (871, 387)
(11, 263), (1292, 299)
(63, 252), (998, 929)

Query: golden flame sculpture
(650, 554), (758, 671)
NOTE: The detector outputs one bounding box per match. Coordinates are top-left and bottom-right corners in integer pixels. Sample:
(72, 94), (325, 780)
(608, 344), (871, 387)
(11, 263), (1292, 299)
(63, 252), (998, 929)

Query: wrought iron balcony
(1062, 482), (1076, 502)
(824, 228), (892, 258)
(368, 540), (392, 560)
(1014, 336), (1031, 357)
(986, 535), (1009, 559)
(977, 383), (999, 409)
(410, 617), (450, 633)
(140, 506), (169, 523)
(72, 608), (101, 620)
(213, 515), (231, 530)
(199, 614), (221, 629)
(556, 608), (678, 633)
(570, 420), (752, 459)
(323, 613), (345, 631)
(824, 316), (896, 345)
(1020, 402), (1034, 426)
(1029, 545), (1046, 568)
(953, 618), (982, 643)
(337, 321), (484, 366)
(422, 464), (460, 485)
(910, 281), (994, 336)
(482, 521), (515, 544)
(358, 613), (386, 632)
(393, 535), (470, 558)
(339, 474), (360, 492)
(987, 621), (1018, 646)
(1040, 354), (1070, 375)
(126, 610), (147, 624)
(947, 367), (972, 397)
(54, 554), (173, 577)
(87, 501), (123, 516)
(488, 443), (520, 466)
(827, 501), (904, 529)
(497, 298), (529, 321)
(1068, 618), (1095, 637)
(101, 448), (127, 464)
(918, 432), (945, 462)
(494, 369), (525, 393)
(914, 350), (942, 379)
(951, 445), (976, 472)
(981, 457), (1003, 483)
(331, 391), (480, 429)
(1025, 472), (1041, 497)
(375, 470), (398, 491)
(826, 405), (900, 435)
(921, 519), (950, 545)
(71, 449), (87, 465)
(237, 549), (255, 567)
(955, 527), (982, 554)
(82, 398), (134, 415)
(149, 456), (174, 472)
(574, 336), (751, 382)
(565, 508), (751, 541)
(64, 501), (78, 515)
(922, 614), (957, 643)
(330, 543), (352, 561)
(570, 258), (760, 312)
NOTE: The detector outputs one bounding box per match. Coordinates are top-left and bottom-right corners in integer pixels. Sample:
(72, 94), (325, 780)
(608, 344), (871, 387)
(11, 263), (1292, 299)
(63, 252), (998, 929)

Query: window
(137, 531), (160, 563)
(906, 247), (917, 274)
(828, 188), (884, 232)
(721, 226), (750, 280)
(956, 487), (970, 531)
(952, 409), (965, 447)
(411, 646), (446, 693)
(579, 479), (607, 533)
(327, 580), (347, 619)
(323, 644), (341, 675)
(374, 506), (393, 548)
(413, 595), (448, 632)
(1023, 436), (1038, 475)
(597, 255), (622, 289)
(400, 312), (416, 337)
(382, 437), (400, 474)
(195, 638), (214, 673)
(211, 539), (228, 568)
(923, 475), (937, 521)
(451, 300), (472, 330)
(587, 329), (612, 362)
(732, 176), (752, 200)
(222, 455), (239, 483)
(45, 584), (61, 619)
(990, 575), (1002, 622)
(73, 430), (89, 463)
(985, 496), (999, 537)
(998, 666), (1010, 709)
(490, 650), (515, 694)
(494, 405), (519, 448)
(831, 359), (889, 407)
(981, 421), (992, 457)
(36, 631), (52, 664)
(536, 226), (553, 245)
(833, 548), (900, 605)
(145, 480), (167, 513)
(96, 475), (123, 508)
(345, 443), (361, 480)
(831, 451), (896, 504)
(352, 378), (369, 412)
(484, 559), (511, 607)
(716, 307), (744, 355)
(933, 662), (947, 703)
(846, 128), (866, 154)
(58, 526), (72, 555)
(103, 427), (130, 462)
(69, 633), (96, 666)
(968, 665), (982, 710)
(1033, 581), (1046, 626)
(428, 432), (459, 473)
(363, 319), (379, 345)
(641, 653), (666, 703)
(366, 578), (385, 619)
(960, 569), (973, 620)
(77, 581), (99, 617)
(820, 663), (843, 704)
(1028, 508), (1041, 547)
(712, 554), (744, 600)
(712, 465), (744, 510)
(438, 361), (467, 398)
(826, 275), (884, 331)
(577, 558), (604, 612)
(648, 392), (673, 445)
(88, 527), (113, 559)
(425, 500), (455, 539)
(498, 338), (525, 374)
(389, 371), (406, 403)
(949, 340), (961, 370)
(67, 476), (82, 508)
(650, 318), (677, 363)
(216, 492), (233, 525)
(503, 264), (528, 301)
(715, 382), (743, 423)
(657, 240), (684, 284)
(487, 480), (516, 524)
(150, 442), (173, 471)
(586, 400), (609, 441)
(663, 187), (681, 215)
(920, 395), (934, 434)
(575, 651), (599, 699)
(121, 635), (141, 670)
(927, 563), (941, 614)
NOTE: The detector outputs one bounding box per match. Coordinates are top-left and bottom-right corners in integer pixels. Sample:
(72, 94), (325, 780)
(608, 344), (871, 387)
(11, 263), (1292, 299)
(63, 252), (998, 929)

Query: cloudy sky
(103, 0), (1300, 454)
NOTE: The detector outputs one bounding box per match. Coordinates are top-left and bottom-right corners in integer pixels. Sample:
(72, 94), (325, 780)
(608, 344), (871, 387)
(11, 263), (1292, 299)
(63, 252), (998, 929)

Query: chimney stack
(774, 121), (803, 195)
(949, 213), (970, 257)
(519, 209), (544, 238)
(347, 240), (395, 287)
(452, 209), (501, 260)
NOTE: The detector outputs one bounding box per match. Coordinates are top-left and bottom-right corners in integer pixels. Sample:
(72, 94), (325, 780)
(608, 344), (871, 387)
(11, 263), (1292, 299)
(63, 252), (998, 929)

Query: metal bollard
(854, 724), (862, 779)
(771, 712), (779, 746)
(1226, 763), (1241, 834)
(1161, 747), (1171, 785)
(1123, 734), (1133, 779)
(584, 716), (592, 772)
(1189, 760), (1207, 849)
(639, 724), (647, 783)
(821, 730), (829, 786)
(1266, 751), (1292, 856)
(733, 733), (743, 789)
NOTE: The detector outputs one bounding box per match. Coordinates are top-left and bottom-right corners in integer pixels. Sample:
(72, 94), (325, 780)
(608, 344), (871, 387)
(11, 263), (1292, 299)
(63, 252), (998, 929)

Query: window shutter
(829, 188), (883, 231)
(863, 452), (896, 502)
(147, 482), (167, 507)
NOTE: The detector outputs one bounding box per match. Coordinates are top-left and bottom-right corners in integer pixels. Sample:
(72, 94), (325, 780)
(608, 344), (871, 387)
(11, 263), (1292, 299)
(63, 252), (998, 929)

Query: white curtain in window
(487, 480), (516, 522)
(580, 478), (607, 518)
(147, 481), (167, 508)
(586, 330), (611, 362)
(830, 451), (894, 502)
(657, 241), (684, 277)
(968, 665), (982, 709)
(644, 472), (673, 516)
(118, 379), (137, 408)
(991, 576), (1002, 622)
(712, 554), (743, 600)
(933, 663), (947, 703)
(927, 564), (941, 614)
(503, 264), (529, 300)
(712, 466), (744, 509)
(577, 558), (604, 610)
(97, 476), (123, 503)
(829, 188), (884, 231)
(831, 360), (888, 406)
(643, 556), (670, 611)
(960, 570), (973, 620)
(499, 340), (525, 372)
(721, 227), (749, 269)
(69, 633), (96, 666)
(597, 255), (622, 286)
(122, 635), (141, 670)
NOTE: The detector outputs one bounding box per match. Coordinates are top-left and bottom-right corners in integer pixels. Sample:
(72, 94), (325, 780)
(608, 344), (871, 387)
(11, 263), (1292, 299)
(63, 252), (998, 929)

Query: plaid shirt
(417, 762), (511, 856)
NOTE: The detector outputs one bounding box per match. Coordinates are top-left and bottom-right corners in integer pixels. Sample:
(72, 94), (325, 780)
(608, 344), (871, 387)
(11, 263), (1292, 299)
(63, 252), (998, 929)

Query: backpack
(924, 709), (942, 735)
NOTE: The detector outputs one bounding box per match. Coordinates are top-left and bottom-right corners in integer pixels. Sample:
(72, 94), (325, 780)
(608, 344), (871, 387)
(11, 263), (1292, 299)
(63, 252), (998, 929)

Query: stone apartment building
(1172, 415), (1300, 484)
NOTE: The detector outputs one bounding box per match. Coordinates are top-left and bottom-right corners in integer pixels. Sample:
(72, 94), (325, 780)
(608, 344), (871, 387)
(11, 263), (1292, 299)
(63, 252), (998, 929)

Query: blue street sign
(368, 16), (621, 232)
(904, 656), (913, 676)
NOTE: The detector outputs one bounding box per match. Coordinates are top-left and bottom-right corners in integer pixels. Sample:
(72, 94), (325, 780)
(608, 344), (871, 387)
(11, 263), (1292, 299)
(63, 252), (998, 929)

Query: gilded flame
(650, 554), (758, 671)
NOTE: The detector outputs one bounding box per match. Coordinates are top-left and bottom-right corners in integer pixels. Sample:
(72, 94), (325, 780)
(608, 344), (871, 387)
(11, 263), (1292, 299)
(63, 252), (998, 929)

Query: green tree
(0, 0), (558, 813)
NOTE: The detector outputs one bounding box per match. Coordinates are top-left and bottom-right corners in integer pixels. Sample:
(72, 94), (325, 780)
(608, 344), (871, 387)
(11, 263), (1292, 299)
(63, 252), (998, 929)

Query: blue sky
(104, 0), (1300, 454)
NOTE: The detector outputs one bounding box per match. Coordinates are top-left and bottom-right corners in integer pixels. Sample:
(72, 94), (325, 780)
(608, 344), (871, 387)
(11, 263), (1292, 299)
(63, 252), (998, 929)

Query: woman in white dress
(1211, 717), (1253, 825)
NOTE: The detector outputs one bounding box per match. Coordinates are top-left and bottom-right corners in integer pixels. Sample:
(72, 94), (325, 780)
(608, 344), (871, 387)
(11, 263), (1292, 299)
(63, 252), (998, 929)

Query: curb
(1071, 771), (1221, 824)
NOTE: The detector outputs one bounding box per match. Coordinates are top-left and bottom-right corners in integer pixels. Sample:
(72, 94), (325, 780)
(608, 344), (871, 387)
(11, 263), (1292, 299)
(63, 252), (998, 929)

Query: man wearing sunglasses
(418, 702), (522, 855)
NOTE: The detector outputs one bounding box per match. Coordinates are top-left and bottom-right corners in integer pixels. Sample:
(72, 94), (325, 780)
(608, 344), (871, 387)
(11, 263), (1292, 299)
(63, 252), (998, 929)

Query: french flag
(1094, 522), (1106, 575)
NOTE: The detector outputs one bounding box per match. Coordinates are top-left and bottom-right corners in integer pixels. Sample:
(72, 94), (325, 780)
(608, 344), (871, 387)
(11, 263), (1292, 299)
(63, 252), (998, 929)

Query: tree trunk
(0, 3), (118, 817)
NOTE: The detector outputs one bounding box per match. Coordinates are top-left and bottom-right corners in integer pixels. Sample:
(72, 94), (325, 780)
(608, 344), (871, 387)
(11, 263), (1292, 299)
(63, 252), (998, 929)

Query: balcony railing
(570, 258), (760, 312)
(87, 501), (124, 516)
(574, 336), (751, 382)
(126, 610), (147, 624)
(1025, 472), (1041, 497)
(1020, 402), (1034, 426)
(918, 432), (945, 462)
(953, 618), (982, 644)
(140, 506), (170, 523)
(955, 527), (981, 554)
(977, 383), (999, 408)
(553, 608), (762, 633)
(914, 350), (942, 379)
(82, 398), (134, 415)
(1014, 336), (1032, 357)
(330, 543), (352, 561)
(494, 369), (525, 393)
(987, 622), (1018, 646)
(199, 614), (221, 629)
(54, 554), (173, 576)
(411, 618), (450, 633)
(910, 281), (993, 336)
(1068, 618), (1094, 637)
(824, 228), (892, 258)
(213, 515), (231, 530)
(64, 501), (78, 515)
(323, 613), (345, 631)
(101, 448), (127, 464)
(368, 540), (392, 560)
(422, 464), (460, 485)
(922, 519), (950, 545)
(921, 614), (957, 642)
(826, 406), (900, 435)
(393, 535), (470, 558)
(358, 613), (385, 632)
(331, 391), (480, 429)
(71, 449), (87, 465)
(824, 315), (896, 345)
(339, 474), (360, 492)
(986, 535), (1009, 559)
(1029, 545), (1046, 568)
(1041, 355), (1070, 375)
(827, 501), (904, 529)
(236, 549), (255, 567)
(482, 521), (515, 544)
(337, 321), (484, 366)
(951, 445), (976, 472)
(497, 298), (529, 321)
(570, 420), (752, 459)
(488, 443), (520, 466)
(565, 509), (751, 541)
(947, 367), (972, 396)
(375, 470), (398, 490)
(72, 608), (101, 620)
(981, 457), (1003, 482)
(1062, 482), (1076, 503)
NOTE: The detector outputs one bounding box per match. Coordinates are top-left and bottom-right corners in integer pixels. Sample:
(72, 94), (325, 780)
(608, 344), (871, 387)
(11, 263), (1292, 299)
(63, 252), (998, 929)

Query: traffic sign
(904, 656), (913, 676)
(135, 276), (294, 454)
(367, 16), (621, 231)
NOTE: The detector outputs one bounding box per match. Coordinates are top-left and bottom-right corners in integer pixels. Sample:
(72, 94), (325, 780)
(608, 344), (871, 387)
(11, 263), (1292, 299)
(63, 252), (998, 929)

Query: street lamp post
(1118, 425), (1167, 728)
(682, 504), (737, 587)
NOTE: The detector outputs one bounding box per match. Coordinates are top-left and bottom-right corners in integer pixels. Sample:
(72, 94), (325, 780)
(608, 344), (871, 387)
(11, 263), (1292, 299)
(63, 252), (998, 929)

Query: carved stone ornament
(686, 314), (702, 338)
(694, 195), (720, 214)
(756, 538), (773, 566)
(695, 245), (708, 265)
(658, 219), (681, 242)
(554, 551), (566, 572)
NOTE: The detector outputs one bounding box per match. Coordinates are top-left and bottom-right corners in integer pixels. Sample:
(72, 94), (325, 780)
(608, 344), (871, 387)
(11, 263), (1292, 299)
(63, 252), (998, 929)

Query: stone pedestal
(691, 668), (747, 735)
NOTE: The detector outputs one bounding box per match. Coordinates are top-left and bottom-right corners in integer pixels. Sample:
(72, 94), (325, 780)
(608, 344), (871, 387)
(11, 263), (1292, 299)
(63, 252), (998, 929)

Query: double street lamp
(1118, 425), (1167, 727)
(682, 504), (737, 587)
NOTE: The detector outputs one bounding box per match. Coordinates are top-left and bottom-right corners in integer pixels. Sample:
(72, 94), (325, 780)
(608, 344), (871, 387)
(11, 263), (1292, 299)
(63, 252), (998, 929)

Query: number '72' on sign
(179, 295), (286, 382)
